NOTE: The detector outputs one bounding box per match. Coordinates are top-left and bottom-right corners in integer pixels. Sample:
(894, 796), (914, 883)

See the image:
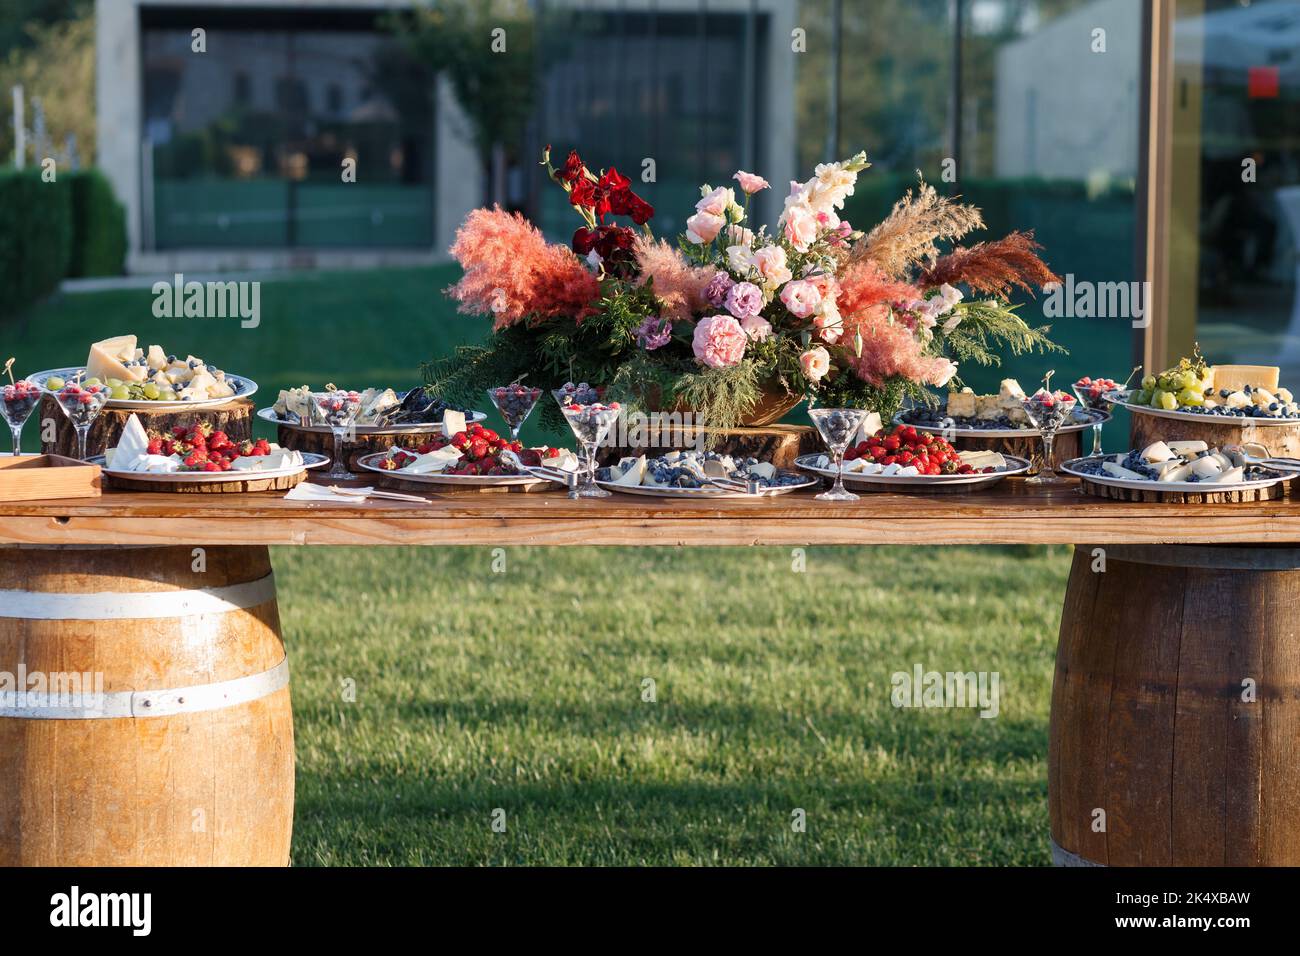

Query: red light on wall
(1248, 66), (1280, 99)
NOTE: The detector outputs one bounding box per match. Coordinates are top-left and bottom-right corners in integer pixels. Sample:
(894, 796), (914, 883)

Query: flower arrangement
(428, 147), (1063, 430)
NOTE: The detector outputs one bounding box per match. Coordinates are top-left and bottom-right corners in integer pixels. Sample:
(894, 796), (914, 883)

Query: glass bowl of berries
(487, 382), (543, 443)
(1021, 377), (1077, 485)
(49, 379), (111, 460)
(552, 384), (619, 498)
(1, 364), (43, 456)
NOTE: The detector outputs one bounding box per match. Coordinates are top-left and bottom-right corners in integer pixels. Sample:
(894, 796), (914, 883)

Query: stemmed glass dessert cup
(1071, 378), (1117, 457)
(1021, 389), (1077, 485)
(1, 377), (42, 456)
(312, 389), (363, 480)
(808, 407), (870, 501)
(487, 383), (543, 443)
(50, 380), (110, 460)
(552, 388), (619, 498)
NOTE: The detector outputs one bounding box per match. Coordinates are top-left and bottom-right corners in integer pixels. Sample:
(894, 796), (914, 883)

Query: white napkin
(284, 483), (376, 503)
(229, 448), (303, 472)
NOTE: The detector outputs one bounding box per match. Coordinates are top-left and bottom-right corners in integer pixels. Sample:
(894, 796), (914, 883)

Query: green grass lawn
(278, 545), (1070, 866)
(11, 270), (1072, 865)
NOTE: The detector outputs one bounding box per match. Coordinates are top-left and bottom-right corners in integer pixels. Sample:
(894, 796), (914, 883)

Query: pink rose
(813, 300), (843, 344)
(779, 279), (822, 319)
(929, 359), (959, 387)
(726, 224), (754, 246)
(685, 211), (725, 244)
(692, 315), (749, 368)
(799, 347), (832, 383)
(740, 315), (773, 341)
(695, 186), (735, 217)
(751, 245), (792, 286)
(733, 170), (770, 195)
(783, 204), (819, 251)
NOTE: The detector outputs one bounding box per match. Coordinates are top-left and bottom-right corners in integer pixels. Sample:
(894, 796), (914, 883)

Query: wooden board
(103, 469), (307, 494)
(6, 480), (1300, 545)
(598, 424), (819, 471)
(1129, 406), (1300, 458)
(40, 395), (254, 459)
(377, 474), (553, 494)
(1078, 475), (1288, 503)
(0, 454), (100, 501)
(276, 424), (447, 472)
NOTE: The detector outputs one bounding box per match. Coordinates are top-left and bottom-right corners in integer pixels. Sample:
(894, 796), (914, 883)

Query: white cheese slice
(1140, 441), (1176, 464)
(441, 410), (466, 438)
(1190, 456), (1223, 479)
(612, 455), (647, 486)
(541, 451), (579, 472)
(404, 446), (463, 474)
(958, 450), (1007, 470)
(1213, 466), (1245, 484)
(1210, 365), (1279, 393)
(1157, 462), (1193, 483)
(1103, 461), (1148, 481)
(852, 412), (884, 444)
(702, 459), (729, 478)
(1166, 440), (1208, 455)
(746, 462), (776, 480)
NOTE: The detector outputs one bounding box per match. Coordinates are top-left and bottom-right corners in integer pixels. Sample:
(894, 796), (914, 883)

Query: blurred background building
(1, 0), (1297, 386)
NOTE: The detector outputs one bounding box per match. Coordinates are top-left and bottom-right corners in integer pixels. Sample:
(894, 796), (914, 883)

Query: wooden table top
(1, 478), (1299, 546)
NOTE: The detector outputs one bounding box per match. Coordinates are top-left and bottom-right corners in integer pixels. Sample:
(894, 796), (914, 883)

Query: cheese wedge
(959, 450), (1007, 470)
(1103, 461), (1147, 481)
(853, 412), (884, 443)
(1213, 466), (1244, 484)
(146, 345), (168, 370)
(1140, 441), (1176, 464)
(1158, 462), (1192, 482)
(441, 410), (466, 438)
(746, 462), (776, 480)
(946, 389), (976, 418)
(1166, 440), (1208, 455)
(87, 334), (147, 383)
(404, 447), (462, 474)
(612, 455), (647, 486)
(1210, 365), (1279, 393)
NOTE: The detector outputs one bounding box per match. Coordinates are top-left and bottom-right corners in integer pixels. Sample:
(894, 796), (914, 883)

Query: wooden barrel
(0, 545), (294, 866)
(1050, 544), (1300, 866)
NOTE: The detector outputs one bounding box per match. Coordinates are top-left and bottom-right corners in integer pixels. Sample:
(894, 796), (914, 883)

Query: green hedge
(68, 168), (127, 278)
(0, 166), (127, 320)
(0, 167), (72, 319)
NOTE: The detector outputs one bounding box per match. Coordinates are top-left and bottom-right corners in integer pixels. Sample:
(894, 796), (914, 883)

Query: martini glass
(808, 407), (870, 501)
(487, 383), (543, 443)
(312, 389), (362, 479)
(50, 381), (110, 460)
(552, 388), (619, 498)
(1, 378), (42, 456)
(1071, 378), (1117, 457)
(1021, 389), (1077, 485)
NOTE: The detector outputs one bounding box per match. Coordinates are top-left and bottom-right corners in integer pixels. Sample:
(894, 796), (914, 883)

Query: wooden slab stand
(377, 475), (554, 494)
(41, 395), (255, 459)
(1129, 406), (1300, 458)
(1078, 475), (1287, 503)
(952, 429), (1082, 472)
(277, 424), (448, 472)
(104, 470), (306, 494)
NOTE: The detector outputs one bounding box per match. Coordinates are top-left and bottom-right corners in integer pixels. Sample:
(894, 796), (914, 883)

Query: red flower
(610, 188), (654, 225)
(559, 149), (586, 185)
(597, 166), (631, 193)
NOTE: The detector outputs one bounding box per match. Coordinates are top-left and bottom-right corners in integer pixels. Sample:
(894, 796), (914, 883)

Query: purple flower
(725, 281), (764, 320)
(635, 317), (673, 351)
(703, 271), (734, 309)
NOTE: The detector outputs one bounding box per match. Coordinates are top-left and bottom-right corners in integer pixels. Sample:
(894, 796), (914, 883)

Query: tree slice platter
(103, 469), (307, 494)
(375, 474), (554, 494)
(41, 395), (255, 459)
(1077, 474), (1287, 503)
(276, 425), (451, 472)
(597, 424), (819, 471)
(1128, 407), (1300, 459)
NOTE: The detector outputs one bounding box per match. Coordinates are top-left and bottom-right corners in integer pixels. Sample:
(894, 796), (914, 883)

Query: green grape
(1141, 375), (1156, 391)
(1176, 388), (1203, 407)
(1133, 389), (1153, 406)
(142, 383), (161, 400)
(110, 385), (131, 400)
(106, 378), (122, 388)
(1158, 390), (1179, 410)
(83, 377), (102, 387)
(1151, 388), (1170, 408)
(45, 375), (65, 390)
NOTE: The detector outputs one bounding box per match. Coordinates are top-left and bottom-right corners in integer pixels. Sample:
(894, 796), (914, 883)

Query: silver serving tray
(595, 473), (818, 498)
(353, 451), (558, 486)
(90, 451), (327, 483)
(1104, 389), (1300, 427)
(795, 453), (1031, 489)
(258, 405), (487, 435)
(30, 366), (257, 410)
(1061, 455), (1292, 493)
(894, 407), (1108, 438)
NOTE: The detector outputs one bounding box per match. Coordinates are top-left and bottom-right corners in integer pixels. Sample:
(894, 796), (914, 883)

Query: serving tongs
(705, 475), (767, 496)
(1229, 443), (1300, 474)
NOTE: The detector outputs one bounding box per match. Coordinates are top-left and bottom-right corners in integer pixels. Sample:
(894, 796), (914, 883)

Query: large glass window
(141, 13), (434, 249)
(1171, 0), (1300, 381)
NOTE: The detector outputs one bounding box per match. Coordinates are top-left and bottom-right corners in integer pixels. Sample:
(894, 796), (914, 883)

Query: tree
(388, 0), (536, 208)
(0, 5), (94, 168)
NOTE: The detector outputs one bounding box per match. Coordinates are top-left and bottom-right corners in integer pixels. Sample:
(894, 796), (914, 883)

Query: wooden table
(2, 481), (1298, 867)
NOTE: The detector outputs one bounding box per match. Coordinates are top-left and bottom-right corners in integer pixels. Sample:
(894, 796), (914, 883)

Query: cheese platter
(1062, 439), (1294, 502)
(594, 450), (816, 498)
(29, 335), (256, 409)
(91, 415), (326, 493)
(794, 425), (1031, 492)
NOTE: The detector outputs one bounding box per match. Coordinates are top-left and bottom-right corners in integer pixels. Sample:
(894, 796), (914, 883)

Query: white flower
(726, 244), (755, 273)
